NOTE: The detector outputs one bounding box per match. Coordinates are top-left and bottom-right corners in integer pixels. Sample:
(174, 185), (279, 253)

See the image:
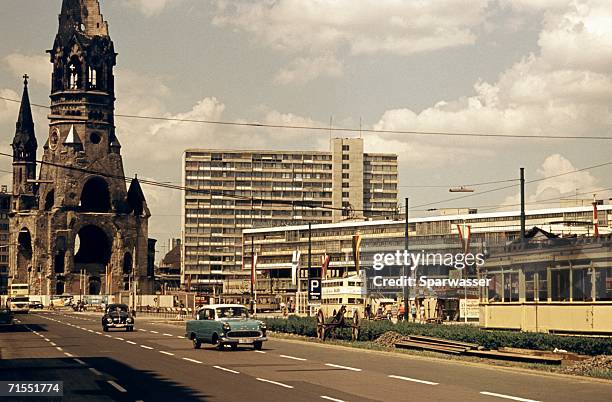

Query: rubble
(561, 355), (612, 376)
(374, 331), (408, 347)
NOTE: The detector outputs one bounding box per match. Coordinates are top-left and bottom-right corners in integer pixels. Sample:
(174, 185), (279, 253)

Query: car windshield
(108, 305), (128, 313)
(12, 297), (29, 303)
(216, 307), (248, 319)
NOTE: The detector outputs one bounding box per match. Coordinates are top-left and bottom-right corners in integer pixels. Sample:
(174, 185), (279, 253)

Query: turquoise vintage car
(185, 304), (267, 350)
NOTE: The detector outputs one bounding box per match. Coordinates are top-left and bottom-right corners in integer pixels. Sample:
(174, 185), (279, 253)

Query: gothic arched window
(88, 66), (97, 89)
(68, 58), (82, 89)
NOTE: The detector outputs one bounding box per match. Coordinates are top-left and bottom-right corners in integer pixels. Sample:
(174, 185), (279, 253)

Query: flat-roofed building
(181, 138), (398, 294)
(242, 204), (612, 323)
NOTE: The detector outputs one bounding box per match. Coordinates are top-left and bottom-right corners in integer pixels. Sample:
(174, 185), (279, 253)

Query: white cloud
(500, 154), (599, 209)
(274, 53), (343, 85)
(213, 0), (488, 83)
(372, 0), (612, 171)
(3, 54), (51, 86)
(120, 0), (180, 17)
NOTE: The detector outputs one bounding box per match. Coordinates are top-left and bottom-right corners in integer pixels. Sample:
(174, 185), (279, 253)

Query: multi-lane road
(0, 312), (610, 401)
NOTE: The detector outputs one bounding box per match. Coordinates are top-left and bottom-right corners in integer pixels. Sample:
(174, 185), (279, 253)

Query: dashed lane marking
(280, 355), (307, 361)
(50, 342), (57, 346)
(325, 363), (362, 372)
(254, 350), (266, 354)
(388, 375), (439, 386)
(126, 341), (137, 345)
(480, 392), (540, 402)
(64, 352), (73, 357)
(107, 381), (127, 393)
(88, 367), (103, 376)
(140, 345), (153, 350)
(163, 333), (173, 337)
(149, 330), (159, 334)
(321, 396), (346, 402)
(56, 347), (63, 351)
(114, 337), (124, 341)
(74, 359), (87, 366)
(213, 365), (240, 374)
(159, 351), (174, 356)
(182, 357), (202, 364)
(256, 378), (293, 389)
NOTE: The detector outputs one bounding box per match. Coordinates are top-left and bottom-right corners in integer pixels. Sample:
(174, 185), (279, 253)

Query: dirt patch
(561, 355), (612, 378)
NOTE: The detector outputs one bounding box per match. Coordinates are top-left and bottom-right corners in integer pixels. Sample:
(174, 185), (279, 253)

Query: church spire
(12, 74), (37, 161)
(59, 0), (109, 37)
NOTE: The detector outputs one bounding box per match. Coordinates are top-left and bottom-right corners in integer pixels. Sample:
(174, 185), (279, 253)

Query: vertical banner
(321, 253), (330, 280)
(251, 252), (258, 286)
(352, 232), (362, 272)
(291, 250), (301, 285)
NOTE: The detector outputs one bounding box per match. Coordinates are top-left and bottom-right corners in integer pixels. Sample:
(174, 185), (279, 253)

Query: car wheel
(193, 338), (202, 349)
(253, 341), (263, 351)
(103, 326), (108, 332)
(230, 343), (238, 351)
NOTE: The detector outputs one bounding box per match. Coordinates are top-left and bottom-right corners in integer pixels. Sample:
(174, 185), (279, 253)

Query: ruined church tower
(9, 0), (154, 296)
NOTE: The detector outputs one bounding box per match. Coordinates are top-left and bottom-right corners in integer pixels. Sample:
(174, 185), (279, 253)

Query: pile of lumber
(394, 335), (564, 365)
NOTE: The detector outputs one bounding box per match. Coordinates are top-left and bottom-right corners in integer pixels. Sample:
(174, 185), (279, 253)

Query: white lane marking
(182, 357), (202, 364)
(256, 378), (293, 389)
(56, 347), (63, 351)
(74, 358), (87, 365)
(480, 392), (540, 402)
(177, 336), (183, 339)
(44, 338), (50, 342)
(163, 333), (173, 337)
(105, 335), (112, 338)
(126, 341), (137, 345)
(50, 342), (57, 346)
(149, 330), (159, 334)
(87, 329), (94, 333)
(88, 367), (103, 376)
(139, 329), (147, 332)
(325, 363), (362, 372)
(254, 350), (266, 354)
(159, 351), (174, 356)
(107, 381), (127, 393)
(64, 352), (73, 357)
(114, 337), (124, 341)
(388, 375), (439, 386)
(95, 331), (102, 335)
(140, 345), (153, 350)
(280, 354), (307, 361)
(321, 396), (346, 402)
(213, 365), (240, 374)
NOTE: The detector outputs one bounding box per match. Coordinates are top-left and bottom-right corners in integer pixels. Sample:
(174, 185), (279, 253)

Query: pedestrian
(419, 304), (426, 323)
(411, 304), (417, 323)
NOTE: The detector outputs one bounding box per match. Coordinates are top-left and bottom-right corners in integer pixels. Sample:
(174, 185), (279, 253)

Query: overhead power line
(1, 94), (612, 141)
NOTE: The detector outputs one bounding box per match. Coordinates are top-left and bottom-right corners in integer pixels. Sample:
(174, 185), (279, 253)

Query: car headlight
(222, 322), (231, 331)
(106, 318), (112, 323)
(259, 323), (267, 330)
(126, 317), (133, 323)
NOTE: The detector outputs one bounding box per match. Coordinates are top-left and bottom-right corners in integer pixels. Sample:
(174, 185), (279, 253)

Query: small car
(102, 304), (134, 332)
(185, 304), (267, 350)
(0, 308), (14, 327)
(29, 301), (44, 310)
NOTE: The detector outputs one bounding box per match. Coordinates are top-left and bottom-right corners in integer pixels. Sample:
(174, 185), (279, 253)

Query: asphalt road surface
(0, 312), (610, 401)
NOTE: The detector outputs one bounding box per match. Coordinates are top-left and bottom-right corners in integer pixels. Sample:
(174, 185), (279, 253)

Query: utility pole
(403, 197), (409, 321)
(308, 222), (312, 316)
(250, 235), (254, 313)
(520, 168), (526, 245)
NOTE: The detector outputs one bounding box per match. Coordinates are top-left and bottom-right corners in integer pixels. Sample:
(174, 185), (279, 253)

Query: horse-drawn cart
(316, 305), (361, 341)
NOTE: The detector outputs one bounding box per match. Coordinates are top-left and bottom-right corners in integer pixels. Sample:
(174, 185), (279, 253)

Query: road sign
(308, 278), (321, 301)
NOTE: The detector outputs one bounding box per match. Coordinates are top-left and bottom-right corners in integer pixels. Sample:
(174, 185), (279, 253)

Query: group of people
(364, 301), (432, 323)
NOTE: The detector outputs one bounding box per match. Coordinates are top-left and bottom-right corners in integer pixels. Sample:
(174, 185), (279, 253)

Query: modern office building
(242, 204), (611, 320)
(181, 138), (398, 293)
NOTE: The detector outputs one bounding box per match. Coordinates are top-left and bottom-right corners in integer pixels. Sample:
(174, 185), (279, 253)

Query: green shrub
(264, 316), (612, 356)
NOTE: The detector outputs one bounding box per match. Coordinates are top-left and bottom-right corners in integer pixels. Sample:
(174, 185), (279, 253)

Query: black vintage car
(102, 304), (134, 332)
(0, 308), (14, 327)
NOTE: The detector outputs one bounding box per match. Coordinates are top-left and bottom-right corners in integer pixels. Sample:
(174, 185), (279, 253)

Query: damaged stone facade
(9, 0), (154, 295)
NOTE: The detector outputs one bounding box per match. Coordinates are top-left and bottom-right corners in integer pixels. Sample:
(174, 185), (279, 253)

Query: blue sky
(1, 0), (611, 250)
